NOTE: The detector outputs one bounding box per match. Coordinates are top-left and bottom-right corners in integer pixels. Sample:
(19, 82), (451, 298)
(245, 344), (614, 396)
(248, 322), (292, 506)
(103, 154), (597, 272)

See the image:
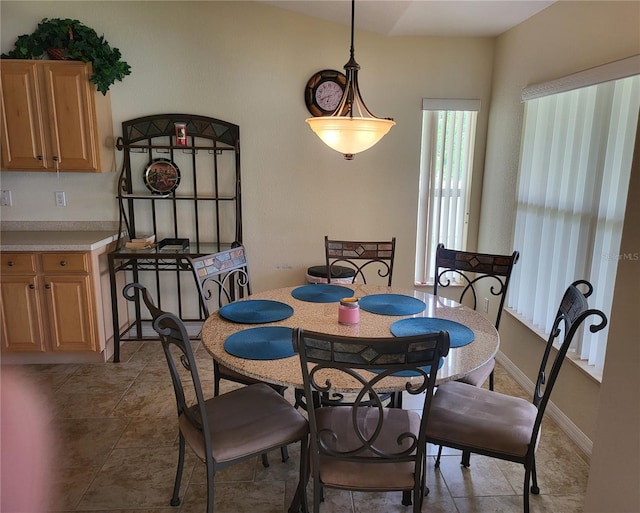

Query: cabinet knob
(37, 155), (43, 161)
(59, 260), (67, 267)
(29, 284), (35, 289)
(7, 261), (14, 267)
(45, 284), (51, 289)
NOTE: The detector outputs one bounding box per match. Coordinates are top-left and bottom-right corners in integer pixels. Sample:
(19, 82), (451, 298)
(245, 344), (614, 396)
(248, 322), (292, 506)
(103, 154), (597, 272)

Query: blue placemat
(219, 300), (294, 324)
(390, 318), (475, 348)
(291, 284), (355, 303)
(358, 294), (426, 316)
(224, 326), (295, 360)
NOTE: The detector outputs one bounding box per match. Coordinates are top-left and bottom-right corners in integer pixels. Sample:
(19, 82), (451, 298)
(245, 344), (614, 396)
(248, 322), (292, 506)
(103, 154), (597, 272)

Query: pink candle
(338, 297), (360, 325)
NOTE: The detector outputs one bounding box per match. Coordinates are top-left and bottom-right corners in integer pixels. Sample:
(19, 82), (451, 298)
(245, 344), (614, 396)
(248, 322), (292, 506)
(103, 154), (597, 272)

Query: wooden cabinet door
(0, 61), (48, 170)
(40, 61), (99, 171)
(43, 273), (97, 352)
(0, 274), (46, 352)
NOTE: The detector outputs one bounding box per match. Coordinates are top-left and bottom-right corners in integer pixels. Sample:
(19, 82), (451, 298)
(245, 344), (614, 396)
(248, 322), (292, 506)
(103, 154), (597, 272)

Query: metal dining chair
(433, 243), (520, 467)
(189, 247), (263, 395)
(324, 236), (396, 286)
(434, 243), (520, 390)
(188, 246), (289, 465)
(293, 327), (450, 513)
(123, 283), (309, 513)
(426, 280), (606, 513)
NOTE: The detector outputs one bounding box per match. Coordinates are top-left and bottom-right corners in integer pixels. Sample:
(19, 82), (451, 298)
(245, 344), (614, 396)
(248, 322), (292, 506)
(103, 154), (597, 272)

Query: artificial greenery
(1, 18), (131, 95)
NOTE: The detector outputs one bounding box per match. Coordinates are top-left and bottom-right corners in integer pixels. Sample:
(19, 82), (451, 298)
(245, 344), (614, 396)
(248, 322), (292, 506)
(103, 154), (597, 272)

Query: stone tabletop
(201, 284), (500, 392)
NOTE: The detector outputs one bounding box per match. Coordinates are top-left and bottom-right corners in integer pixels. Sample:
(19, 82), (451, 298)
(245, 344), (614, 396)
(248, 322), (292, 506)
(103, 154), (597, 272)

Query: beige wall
(0, 0), (494, 292)
(484, 1), (640, 510)
(585, 109), (640, 513)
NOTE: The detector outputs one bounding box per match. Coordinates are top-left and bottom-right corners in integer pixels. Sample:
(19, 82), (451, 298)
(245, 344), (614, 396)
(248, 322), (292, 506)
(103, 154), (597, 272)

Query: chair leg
(402, 490), (412, 506)
(261, 453), (270, 468)
(170, 433), (185, 507)
(281, 445), (290, 462)
(213, 363), (221, 397)
(530, 457), (540, 494)
(312, 477), (322, 513)
(489, 370), (495, 391)
(288, 438), (309, 513)
(523, 466), (531, 513)
(294, 388), (307, 410)
(435, 445), (443, 468)
(461, 450), (471, 467)
(205, 455), (215, 513)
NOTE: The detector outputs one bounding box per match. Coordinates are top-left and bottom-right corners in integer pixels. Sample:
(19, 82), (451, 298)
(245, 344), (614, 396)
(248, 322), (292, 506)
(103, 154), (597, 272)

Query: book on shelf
(125, 234), (155, 249)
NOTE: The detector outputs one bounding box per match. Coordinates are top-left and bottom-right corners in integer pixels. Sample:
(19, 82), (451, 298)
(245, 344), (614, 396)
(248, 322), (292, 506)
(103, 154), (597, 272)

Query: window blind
(510, 74), (639, 373)
(415, 99), (479, 284)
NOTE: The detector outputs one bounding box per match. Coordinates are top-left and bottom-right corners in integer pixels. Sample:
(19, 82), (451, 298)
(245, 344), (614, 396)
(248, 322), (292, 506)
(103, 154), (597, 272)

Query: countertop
(1, 229), (121, 252)
(0, 222), (118, 251)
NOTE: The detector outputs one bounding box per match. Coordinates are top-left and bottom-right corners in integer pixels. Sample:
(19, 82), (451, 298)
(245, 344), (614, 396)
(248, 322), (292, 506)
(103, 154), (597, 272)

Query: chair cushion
(314, 406), (420, 490)
(179, 383), (307, 463)
(426, 381), (538, 459)
(457, 358), (495, 387)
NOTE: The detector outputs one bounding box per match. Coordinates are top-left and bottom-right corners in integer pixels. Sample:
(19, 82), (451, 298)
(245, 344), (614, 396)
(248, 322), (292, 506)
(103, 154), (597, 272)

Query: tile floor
(9, 340), (590, 513)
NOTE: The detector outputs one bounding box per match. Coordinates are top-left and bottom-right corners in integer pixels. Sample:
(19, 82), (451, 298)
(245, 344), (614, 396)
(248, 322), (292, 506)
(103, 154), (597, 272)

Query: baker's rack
(108, 113), (242, 362)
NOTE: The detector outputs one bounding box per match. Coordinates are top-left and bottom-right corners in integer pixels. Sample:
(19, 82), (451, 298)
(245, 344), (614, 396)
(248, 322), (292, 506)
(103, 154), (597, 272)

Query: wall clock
(143, 158), (181, 194)
(304, 69), (347, 117)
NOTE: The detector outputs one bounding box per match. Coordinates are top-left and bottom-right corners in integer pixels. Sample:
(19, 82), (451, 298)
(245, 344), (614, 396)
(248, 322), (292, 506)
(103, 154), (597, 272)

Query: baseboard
(495, 351), (592, 462)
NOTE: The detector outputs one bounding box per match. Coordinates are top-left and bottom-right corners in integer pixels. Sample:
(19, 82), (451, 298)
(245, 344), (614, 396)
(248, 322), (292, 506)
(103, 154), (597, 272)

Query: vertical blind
(509, 73), (639, 372)
(415, 99), (479, 284)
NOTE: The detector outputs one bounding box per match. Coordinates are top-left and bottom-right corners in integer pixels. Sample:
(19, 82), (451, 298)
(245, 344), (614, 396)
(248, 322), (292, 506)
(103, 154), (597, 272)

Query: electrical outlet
(483, 297), (489, 313)
(0, 190), (12, 206)
(55, 191), (67, 207)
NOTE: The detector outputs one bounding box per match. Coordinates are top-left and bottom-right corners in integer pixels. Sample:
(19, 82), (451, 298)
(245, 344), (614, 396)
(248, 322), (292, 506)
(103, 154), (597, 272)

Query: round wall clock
(143, 158), (181, 194)
(304, 69), (347, 117)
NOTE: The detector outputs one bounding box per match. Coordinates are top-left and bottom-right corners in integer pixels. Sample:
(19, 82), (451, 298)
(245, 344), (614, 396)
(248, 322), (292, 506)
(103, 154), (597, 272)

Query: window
(415, 99), (479, 285)
(509, 61), (639, 375)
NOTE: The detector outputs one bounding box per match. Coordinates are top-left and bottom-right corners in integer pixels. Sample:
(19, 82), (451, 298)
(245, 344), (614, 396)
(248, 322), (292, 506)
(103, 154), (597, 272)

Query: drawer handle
(59, 260), (67, 267)
(7, 261), (14, 267)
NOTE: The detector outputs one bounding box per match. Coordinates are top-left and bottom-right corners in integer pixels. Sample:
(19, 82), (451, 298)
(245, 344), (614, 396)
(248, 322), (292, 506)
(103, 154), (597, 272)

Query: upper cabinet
(0, 60), (115, 172)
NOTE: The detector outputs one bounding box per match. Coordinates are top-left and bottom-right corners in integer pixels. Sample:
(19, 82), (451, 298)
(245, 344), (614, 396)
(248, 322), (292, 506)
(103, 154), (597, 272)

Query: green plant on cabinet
(1, 17), (131, 94)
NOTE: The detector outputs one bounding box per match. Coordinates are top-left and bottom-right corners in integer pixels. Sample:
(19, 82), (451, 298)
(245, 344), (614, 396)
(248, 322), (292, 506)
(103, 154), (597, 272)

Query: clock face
(315, 80), (343, 112)
(305, 70), (347, 117)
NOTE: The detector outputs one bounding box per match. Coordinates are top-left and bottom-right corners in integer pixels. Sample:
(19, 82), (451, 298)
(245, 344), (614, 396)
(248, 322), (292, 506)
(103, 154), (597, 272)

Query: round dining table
(200, 284), (499, 393)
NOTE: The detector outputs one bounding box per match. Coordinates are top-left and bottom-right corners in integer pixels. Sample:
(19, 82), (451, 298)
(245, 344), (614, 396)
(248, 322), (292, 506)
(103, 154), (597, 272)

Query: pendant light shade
(306, 116), (395, 156)
(305, 0), (395, 159)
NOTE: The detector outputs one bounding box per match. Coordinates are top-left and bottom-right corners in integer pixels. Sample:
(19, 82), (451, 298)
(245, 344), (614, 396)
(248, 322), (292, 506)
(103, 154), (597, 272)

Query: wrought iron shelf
(109, 113), (242, 363)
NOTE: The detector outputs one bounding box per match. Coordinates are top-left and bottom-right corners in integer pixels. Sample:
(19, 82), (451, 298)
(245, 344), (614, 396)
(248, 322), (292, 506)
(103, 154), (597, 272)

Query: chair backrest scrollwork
(293, 328), (449, 463)
(434, 243), (519, 329)
(189, 246), (251, 316)
(325, 236), (396, 286)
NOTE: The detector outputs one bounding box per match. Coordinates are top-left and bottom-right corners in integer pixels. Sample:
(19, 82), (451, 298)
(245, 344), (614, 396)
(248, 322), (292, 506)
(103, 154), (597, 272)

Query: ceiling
(260, 0), (556, 37)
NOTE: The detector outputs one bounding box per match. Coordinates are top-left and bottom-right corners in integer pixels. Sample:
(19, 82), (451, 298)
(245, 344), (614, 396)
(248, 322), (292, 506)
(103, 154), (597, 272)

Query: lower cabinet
(0, 248), (121, 360)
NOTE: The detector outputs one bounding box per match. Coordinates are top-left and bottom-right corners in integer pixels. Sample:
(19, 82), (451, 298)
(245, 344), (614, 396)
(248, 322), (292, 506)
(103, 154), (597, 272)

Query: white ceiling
(260, 0), (557, 37)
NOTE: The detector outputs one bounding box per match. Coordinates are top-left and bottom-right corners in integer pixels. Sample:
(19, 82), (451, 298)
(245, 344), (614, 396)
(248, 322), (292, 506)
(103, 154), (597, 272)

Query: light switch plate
(0, 190), (12, 206)
(55, 191), (67, 207)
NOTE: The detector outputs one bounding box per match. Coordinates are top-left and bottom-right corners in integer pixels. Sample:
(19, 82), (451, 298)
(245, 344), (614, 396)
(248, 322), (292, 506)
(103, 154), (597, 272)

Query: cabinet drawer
(41, 253), (89, 273)
(1, 253), (37, 273)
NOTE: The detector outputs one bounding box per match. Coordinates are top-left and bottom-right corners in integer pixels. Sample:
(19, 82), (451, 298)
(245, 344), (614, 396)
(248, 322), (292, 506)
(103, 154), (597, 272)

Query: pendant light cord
(350, 0), (355, 62)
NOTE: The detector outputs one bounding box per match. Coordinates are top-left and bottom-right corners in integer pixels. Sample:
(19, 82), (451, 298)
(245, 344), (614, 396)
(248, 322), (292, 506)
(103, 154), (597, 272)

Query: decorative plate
(143, 158), (181, 194)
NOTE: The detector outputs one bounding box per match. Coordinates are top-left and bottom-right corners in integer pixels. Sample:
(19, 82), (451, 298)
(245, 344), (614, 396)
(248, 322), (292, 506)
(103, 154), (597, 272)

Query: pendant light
(305, 0), (395, 160)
